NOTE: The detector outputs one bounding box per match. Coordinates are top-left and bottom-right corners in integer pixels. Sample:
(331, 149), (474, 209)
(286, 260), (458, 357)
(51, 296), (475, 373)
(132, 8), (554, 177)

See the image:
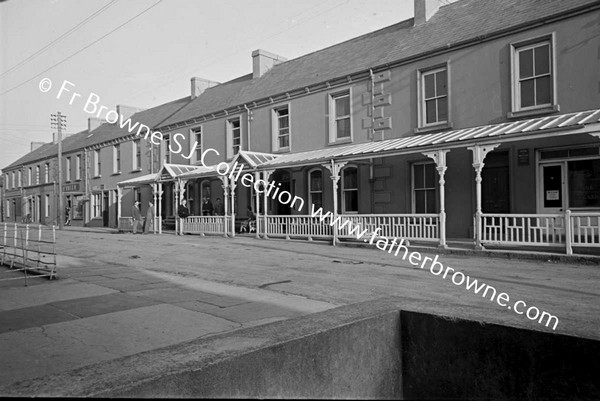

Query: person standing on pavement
(177, 199), (190, 235)
(131, 201), (142, 234)
(144, 201), (154, 234)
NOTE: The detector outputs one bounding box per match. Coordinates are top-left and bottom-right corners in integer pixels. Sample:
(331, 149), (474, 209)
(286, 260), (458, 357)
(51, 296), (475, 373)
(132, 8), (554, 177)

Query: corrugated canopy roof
(257, 109), (600, 169)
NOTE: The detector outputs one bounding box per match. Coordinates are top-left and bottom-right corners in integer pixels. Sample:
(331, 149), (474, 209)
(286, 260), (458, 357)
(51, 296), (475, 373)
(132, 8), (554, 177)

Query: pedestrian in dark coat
(131, 201), (142, 234)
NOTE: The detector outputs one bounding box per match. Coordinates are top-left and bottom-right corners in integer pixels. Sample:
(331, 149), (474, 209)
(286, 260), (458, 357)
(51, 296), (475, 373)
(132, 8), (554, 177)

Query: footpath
(0, 248), (335, 392)
(1, 227), (598, 396)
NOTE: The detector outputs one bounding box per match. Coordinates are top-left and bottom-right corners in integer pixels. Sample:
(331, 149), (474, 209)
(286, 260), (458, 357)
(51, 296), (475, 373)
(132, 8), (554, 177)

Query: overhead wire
(0, 0), (163, 96)
(0, 0), (118, 78)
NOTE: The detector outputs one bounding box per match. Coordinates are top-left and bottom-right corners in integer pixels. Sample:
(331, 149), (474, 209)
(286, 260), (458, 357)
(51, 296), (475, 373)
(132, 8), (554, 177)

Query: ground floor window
(308, 169), (323, 210)
(412, 161), (437, 213)
(568, 159), (600, 208)
(45, 194), (50, 217)
(6, 200), (10, 218)
(92, 193), (102, 218)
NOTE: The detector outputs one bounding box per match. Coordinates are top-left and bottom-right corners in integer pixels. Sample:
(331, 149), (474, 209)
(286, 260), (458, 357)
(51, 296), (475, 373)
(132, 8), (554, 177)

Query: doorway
(538, 163), (565, 213)
(482, 151), (510, 213)
(102, 193), (109, 227)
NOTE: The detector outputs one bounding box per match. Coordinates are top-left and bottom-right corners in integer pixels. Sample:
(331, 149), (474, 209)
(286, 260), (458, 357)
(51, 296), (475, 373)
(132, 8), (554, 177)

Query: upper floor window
(75, 155), (81, 180)
(511, 35), (556, 116)
(113, 144), (121, 173)
(27, 167), (32, 186)
(164, 136), (171, 164)
(17, 170), (21, 187)
(272, 106), (290, 152)
(412, 162), (438, 213)
(66, 157), (71, 182)
(45, 163), (50, 183)
(227, 118), (241, 159)
(308, 169), (323, 210)
(94, 149), (101, 177)
(419, 66), (448, 127)
(329, 91), (351, 143)
(35, 165), (40, 184)
(133, 140), (141, 170)
(192, 127), (203, 162)
(341, 166), (358, 213)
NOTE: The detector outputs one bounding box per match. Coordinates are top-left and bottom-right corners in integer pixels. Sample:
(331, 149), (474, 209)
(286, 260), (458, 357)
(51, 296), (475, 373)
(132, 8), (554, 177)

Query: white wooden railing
(480, 211), (600, 254)
(182, 216), (228, 236)
(265, 215), (332, 240)
(263, 214), (440, 242)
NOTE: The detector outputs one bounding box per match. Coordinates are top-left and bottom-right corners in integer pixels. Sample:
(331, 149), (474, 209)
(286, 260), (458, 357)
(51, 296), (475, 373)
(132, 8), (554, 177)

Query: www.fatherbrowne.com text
(41, 78), (559, 331)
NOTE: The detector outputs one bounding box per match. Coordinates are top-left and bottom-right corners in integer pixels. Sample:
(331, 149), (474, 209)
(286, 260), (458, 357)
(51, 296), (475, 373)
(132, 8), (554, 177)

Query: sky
(0, 0), (416, 169)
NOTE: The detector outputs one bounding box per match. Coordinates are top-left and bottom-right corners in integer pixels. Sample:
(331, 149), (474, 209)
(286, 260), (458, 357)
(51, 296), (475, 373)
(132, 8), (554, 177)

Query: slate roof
(158, 0), (600, 127)
(2, 96), (191, 171)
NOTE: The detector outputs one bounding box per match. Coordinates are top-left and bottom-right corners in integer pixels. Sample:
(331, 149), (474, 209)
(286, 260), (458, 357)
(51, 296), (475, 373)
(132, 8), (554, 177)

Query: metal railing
(1, 223), (57, 285)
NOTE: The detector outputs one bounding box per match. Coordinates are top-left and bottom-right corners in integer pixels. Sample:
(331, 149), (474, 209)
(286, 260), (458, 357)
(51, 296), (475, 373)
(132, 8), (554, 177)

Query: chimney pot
(252, 49), (287, 79)
(116, 105), (143, 121)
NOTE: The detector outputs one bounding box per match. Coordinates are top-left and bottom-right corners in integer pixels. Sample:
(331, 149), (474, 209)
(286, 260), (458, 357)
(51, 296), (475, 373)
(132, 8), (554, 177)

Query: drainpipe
(369, 157), (375, 213)
(369, 69), (375, 141)
(244, 104), (251, 152)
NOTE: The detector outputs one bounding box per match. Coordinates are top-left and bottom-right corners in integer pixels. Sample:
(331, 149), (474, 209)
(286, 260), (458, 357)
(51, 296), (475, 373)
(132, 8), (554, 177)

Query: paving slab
(0, 305), (76, 334)
(129, 287), (226, 303)
(49, 293), (161, 318)
(0, 304), (238, 387)
(0, 279), (117, 312)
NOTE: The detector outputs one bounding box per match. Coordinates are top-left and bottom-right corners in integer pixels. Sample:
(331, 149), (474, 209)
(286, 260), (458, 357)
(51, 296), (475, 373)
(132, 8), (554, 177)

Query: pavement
(0, 226), (599, 395)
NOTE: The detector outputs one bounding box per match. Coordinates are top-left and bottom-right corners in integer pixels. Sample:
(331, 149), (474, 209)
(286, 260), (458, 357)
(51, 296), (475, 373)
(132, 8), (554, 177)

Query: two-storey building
(122, 0), (600, 253)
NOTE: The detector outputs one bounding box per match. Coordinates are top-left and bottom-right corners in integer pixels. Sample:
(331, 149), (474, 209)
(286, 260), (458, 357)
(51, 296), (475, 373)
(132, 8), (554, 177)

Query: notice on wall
(546, 190), (560, 201)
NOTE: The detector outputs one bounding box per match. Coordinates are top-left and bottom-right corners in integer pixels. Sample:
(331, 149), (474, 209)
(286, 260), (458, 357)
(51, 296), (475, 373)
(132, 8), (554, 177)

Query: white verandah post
(116, 186), (123, 230)
(468, 143), (500, 250)
(219, 176), (229, 237)
(152, 183), (158, 234)
(262, 170), (273, 239)
(324, 160), (347, 246)
(423, 149), (449, 248)
(157, 182), (163, 234)
(229, 176), (236, 238)
(178, 179), (188, 235)
(254, 171), (260, 239)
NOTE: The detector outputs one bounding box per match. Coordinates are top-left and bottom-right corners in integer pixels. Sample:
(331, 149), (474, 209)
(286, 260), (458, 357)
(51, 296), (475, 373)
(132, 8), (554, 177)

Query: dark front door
(273, 170), (292, 215)
(482, 151), (510, 213)
(102, 194), (109, 227)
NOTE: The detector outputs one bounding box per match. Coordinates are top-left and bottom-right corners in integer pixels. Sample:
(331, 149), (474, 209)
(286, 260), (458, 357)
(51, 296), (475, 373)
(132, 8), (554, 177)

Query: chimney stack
(116, 105), (144, 121)
(191, 77), (219, 99)
(252, 49), (287, 79)
(30, 141), (45, 152)
(52, 132), (65, 144)
(414, 0), (440, 25)
(88, 117), (104, 133)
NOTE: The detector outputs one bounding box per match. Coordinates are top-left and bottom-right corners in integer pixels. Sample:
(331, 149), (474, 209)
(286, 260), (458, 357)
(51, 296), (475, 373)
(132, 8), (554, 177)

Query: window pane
(435, 71), (447, 96)
(279, 116), (289, 129)
(425, 163), (436, 187)
(426, 189), (436, 213)
(344, 191), (358, 212)
(520, 79), (535, 108)
(425, 99), (437, 123)
(337, 117), (351, 138)
(310, 171), (322, 191)
(534, 44), (550, 75)
(568, 159), (600, 208)
(414, 164), (424, 189)
(279, 135), (289, 148)
(535, 76), (551, 105)
(415, 191), (425, 213)
(312, 193), (323, 209)
(335, 96), (350, 117)
(519, 48), (534, 79)
(437, 97), (448, 122)
(344, 168), (358, 189)
(424, 73), (435, 99)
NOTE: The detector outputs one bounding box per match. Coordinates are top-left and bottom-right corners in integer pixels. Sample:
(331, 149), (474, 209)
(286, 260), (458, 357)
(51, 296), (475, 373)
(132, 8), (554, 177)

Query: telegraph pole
(51, 112), (66, 230)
